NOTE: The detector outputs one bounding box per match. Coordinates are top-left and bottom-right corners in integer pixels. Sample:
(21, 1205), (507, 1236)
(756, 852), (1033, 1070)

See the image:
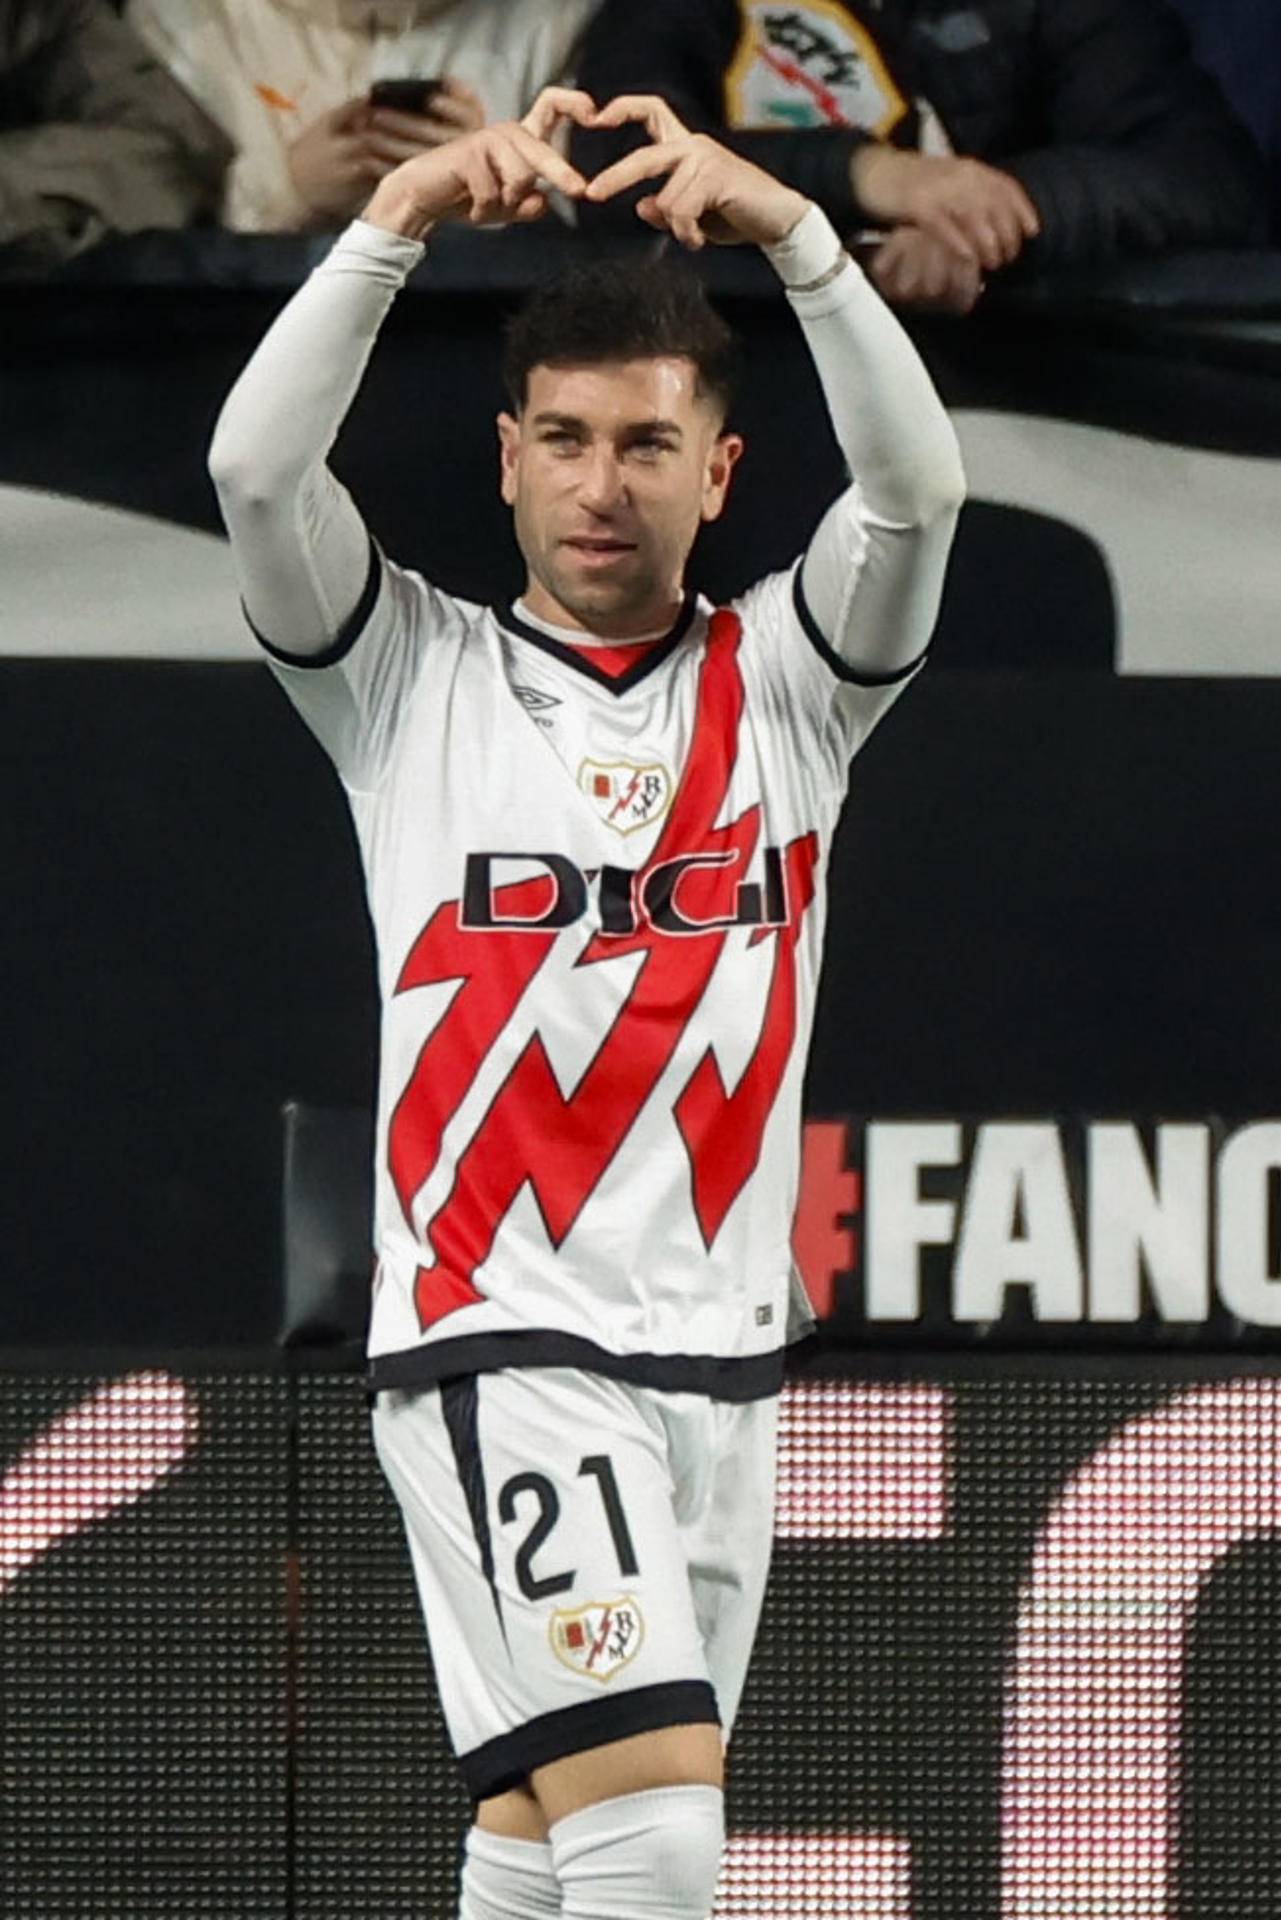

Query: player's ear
(497, 412), (522, 505)
(701, 431), (744, 524)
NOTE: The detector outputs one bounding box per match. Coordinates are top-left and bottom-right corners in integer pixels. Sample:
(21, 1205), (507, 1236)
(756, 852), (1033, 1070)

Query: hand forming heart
(362, 88), (810, 252)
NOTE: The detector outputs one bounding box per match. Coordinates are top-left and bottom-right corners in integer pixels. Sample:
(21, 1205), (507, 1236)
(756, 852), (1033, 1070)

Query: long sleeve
(207, 218), (424, 655)
(763, 205), (965, 678)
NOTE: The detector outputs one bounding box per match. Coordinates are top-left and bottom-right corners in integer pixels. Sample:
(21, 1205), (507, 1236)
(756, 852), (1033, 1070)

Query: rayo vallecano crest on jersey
(726, 0), (910, 136)
(577, 758), (674, 834)
(550, 1598), (645, 1682)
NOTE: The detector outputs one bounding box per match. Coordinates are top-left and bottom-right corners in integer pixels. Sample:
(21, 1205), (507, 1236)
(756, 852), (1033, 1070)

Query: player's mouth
(562, 536), (638, 565)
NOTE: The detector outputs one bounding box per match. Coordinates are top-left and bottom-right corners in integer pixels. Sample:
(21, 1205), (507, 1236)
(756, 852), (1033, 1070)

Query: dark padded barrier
(280, 1102), (373, 1358)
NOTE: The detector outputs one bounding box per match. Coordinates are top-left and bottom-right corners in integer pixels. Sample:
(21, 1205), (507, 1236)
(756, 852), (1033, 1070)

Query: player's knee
(458, 1825), (560, 1920)
(550, 1783), (725, 1919)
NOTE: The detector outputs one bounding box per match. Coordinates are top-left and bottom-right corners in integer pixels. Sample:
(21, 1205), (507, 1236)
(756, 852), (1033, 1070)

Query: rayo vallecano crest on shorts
(550, 1597), (645, 1681)
(726, 1), (910, 137)
(578, 758), (673, 834)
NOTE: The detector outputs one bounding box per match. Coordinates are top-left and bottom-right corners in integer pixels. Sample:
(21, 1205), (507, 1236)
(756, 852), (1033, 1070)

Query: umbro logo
(512, 684), (563, 713)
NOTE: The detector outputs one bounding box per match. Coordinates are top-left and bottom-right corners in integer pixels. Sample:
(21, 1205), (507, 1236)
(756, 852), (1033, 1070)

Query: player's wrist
(762, 203), (848, 292)
(750, 186), (811, 249)
(362, 174), (441, 243)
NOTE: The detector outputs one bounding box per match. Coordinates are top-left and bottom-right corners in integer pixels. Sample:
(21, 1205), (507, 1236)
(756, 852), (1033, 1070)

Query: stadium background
(3, 229), (1281, 1915)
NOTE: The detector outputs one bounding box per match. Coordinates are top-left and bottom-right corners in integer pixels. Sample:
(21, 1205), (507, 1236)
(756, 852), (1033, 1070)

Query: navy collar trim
(496, 592), (699, 695)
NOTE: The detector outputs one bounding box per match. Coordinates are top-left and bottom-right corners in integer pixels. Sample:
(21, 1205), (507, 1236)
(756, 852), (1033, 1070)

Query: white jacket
(125, 0), (601, 232)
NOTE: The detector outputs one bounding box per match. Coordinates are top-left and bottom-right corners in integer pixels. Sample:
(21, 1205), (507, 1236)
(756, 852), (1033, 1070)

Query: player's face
(497, 356), (743, 638)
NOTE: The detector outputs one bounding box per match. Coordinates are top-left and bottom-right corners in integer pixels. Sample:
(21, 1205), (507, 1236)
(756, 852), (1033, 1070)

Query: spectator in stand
(1165, 0), (1280, 235)
(126, 0), (601, 233)
(572, 0), (1271, 314)
(0, 0), (230, 267)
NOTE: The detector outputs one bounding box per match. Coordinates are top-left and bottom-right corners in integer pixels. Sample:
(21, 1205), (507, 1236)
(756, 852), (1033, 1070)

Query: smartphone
(369, 77), (445, 116)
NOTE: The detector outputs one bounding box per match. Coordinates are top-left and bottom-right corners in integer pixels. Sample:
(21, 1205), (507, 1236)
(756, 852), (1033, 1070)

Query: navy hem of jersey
(461, 1680), (720, 1801)
(792, 561), (929, 687)
(368, 1330), (785, 1402)
(248, 535), (383, 669)
(496, 591), (698, 695)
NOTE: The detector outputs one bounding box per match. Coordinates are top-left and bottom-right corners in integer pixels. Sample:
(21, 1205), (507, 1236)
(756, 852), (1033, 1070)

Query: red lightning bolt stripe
(388, 874), (557, 1234)
(675, 830), (819, 1246)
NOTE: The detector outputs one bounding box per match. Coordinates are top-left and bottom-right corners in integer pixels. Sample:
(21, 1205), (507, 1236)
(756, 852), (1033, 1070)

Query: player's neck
(519, 580), (685, 644)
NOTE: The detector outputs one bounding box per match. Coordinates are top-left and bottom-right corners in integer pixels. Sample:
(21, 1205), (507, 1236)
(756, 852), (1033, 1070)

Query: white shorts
(372, 1366), (778, 1800)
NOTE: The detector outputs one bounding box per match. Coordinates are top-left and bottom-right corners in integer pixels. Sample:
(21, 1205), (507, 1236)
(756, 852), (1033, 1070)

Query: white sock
(550, 1784), (725, 1919)
(457, 1824), (561, 1920)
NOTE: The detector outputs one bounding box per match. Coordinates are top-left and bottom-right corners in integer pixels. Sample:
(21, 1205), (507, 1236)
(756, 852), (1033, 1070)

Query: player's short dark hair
(502, 255), (738, 421)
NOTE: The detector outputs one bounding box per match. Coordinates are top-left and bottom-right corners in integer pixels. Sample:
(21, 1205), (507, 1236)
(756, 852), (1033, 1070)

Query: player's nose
(576, 444), (627, 512)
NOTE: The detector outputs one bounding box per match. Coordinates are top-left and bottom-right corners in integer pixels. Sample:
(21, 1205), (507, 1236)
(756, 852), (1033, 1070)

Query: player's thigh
(530, 1719), (723, 1826)
(678, 1391), (780, 1738)
(475, 1780), (548, 1840)
(476, 1723), (723, 1833)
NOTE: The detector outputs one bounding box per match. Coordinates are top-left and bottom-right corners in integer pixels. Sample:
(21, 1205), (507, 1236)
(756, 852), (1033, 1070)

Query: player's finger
(634, 194), (667, 230)
(656, 173), (711, 250)
(492, 142), (543, 212)
(589, 94), (689, 143)
(583, 139), (690, 202)
(660, 200), (707, 249)
(513, 191), (548, 222)
(521, 86), (598, 141)
(463, 149), (508, 223)
(504, 122), (588, 197)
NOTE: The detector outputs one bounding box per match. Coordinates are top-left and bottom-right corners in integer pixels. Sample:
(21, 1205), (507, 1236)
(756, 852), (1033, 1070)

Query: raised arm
(770, 204), (966, 677)
(207, 223), (421, 656)
(584, 100), (966, 678)
(208, 91), (594, 657)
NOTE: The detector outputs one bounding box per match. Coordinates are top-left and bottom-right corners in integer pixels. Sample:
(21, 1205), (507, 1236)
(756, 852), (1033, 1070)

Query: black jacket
(573, 0), (1270, 264)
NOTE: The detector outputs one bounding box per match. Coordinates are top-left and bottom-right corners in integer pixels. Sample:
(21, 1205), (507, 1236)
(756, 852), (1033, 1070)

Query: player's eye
(629, 436), (676, 458)
(540, 429), (582, 452)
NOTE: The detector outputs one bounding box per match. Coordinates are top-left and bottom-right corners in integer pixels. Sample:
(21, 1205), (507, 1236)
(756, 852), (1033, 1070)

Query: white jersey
(209, 204), (965, 1396)
(265, 552), (917, 1396)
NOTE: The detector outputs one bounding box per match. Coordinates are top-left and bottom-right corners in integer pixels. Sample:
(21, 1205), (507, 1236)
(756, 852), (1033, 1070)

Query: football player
(210, 87), (964, 1920)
